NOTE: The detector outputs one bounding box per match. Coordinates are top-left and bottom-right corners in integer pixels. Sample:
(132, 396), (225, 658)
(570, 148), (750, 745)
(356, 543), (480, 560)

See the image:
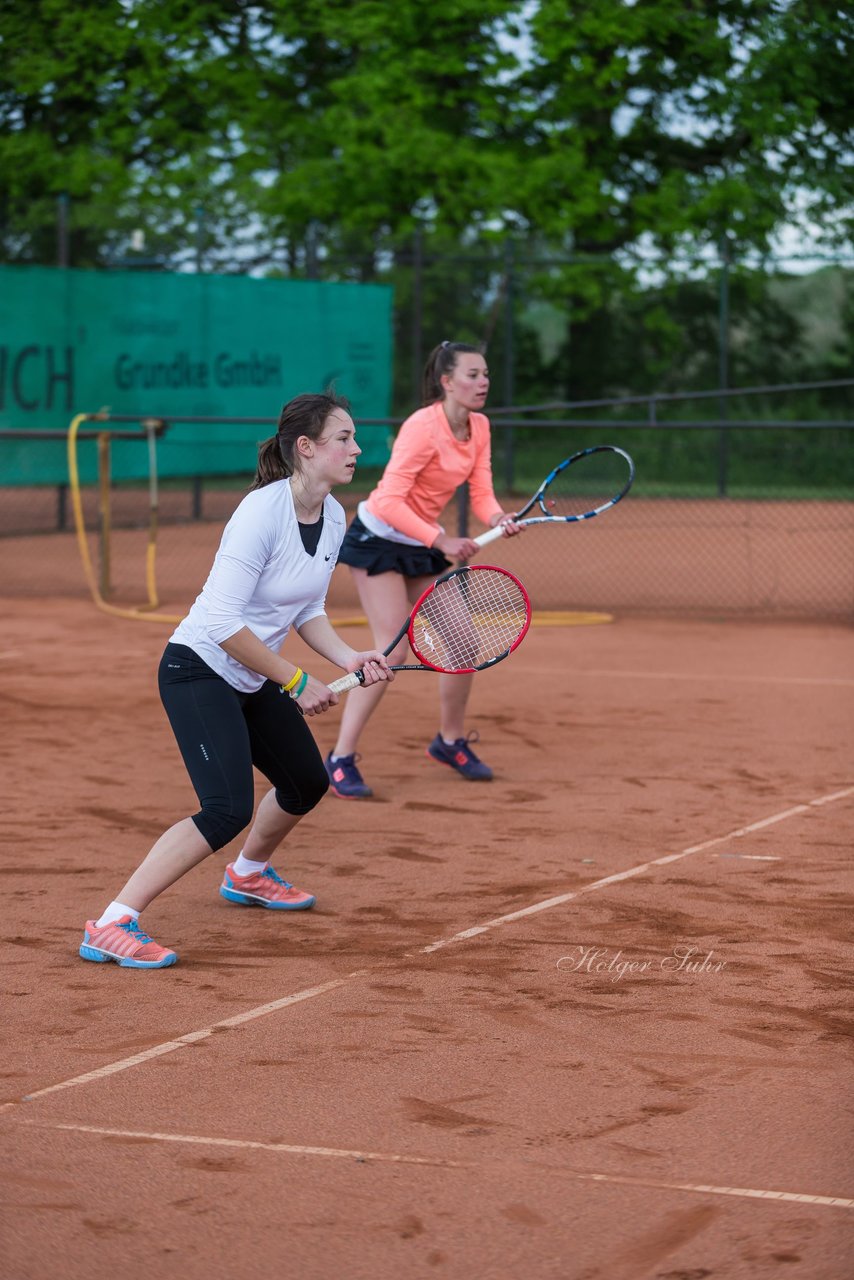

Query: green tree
(514, 0), (853, 264)
(1, 1), (851, 398)
(4, 1), (850, 269)
(0, 0), (248, 265)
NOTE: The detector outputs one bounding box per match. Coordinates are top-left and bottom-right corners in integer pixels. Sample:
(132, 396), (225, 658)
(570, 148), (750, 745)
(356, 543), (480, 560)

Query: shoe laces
(117, 918), (155, 945)
(262, 866), (293, 890)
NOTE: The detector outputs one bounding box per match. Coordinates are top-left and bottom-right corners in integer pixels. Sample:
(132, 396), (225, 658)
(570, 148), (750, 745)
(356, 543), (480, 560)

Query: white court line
(1, 974), (362, 1111)
(716, 854), (781, 861)
(27, 1123), (854, 1211)
(732, 805), (808, 834)
(811, 787), (854, 807)
(3, 785), (852, 1111)
(417, 786), (854, 955)
(573, 669), (854, 689)
(578, 1169), (854, 1210)
(40, 1123), (465, 1169)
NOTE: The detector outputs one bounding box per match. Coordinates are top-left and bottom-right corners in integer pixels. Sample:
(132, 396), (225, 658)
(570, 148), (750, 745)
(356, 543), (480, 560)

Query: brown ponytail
(253, 435), (289, 488)
(250, 391), (351, 490)
(422, 340), (482, 405)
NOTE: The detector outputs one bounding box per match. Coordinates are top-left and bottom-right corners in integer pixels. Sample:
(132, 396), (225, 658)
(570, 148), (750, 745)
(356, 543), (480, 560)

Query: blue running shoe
(426, 731), (493, 781)
(325, 751), (373, 798)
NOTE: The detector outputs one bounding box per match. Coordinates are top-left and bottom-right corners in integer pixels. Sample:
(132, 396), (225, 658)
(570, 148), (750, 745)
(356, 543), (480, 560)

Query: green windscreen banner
(0, 266), (393, 484)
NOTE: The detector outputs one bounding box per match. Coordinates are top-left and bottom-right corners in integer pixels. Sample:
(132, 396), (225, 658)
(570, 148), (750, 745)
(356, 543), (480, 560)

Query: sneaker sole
(425, 748), (493, 781)
(219, 886), (316, 910)
(79, 943), (177, 968)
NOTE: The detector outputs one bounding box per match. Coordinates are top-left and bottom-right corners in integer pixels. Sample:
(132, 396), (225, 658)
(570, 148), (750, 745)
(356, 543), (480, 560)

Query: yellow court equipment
(67, 412), (182, 624)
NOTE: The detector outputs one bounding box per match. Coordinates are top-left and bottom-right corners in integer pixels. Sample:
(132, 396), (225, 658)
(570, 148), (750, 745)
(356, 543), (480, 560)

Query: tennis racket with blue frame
(475, 444), (635, 547)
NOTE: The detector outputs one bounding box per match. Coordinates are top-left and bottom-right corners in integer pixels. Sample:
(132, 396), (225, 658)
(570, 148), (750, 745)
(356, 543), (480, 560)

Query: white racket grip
(473, 524), (506, 547)
(327, 671), (364, 694)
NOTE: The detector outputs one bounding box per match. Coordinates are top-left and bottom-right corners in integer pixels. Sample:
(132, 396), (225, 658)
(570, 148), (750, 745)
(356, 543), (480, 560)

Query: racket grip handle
(328, 670), (365, 694)
(473, 524), (505, 547)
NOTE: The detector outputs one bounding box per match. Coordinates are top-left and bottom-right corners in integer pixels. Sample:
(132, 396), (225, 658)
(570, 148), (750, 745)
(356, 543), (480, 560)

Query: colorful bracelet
(280, 667), (303, 694)
(289, 671), (309, 700)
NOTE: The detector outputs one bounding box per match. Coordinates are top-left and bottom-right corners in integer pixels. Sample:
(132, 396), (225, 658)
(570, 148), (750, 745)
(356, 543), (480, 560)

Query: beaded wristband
(290, 671), (309, 700)
(280, 666), (303, 694)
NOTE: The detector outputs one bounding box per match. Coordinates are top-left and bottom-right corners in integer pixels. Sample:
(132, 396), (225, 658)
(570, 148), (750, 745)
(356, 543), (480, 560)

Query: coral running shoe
(426, 731), (493, 781)
(325, 751), (373, 799)
(219, 863), (316, 910)
(79, 916), (177, 968)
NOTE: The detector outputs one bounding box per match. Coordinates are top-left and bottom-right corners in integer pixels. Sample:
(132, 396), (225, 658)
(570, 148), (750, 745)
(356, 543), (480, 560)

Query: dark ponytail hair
(422, 340), (482, 405)
(251, 391), (351, 490)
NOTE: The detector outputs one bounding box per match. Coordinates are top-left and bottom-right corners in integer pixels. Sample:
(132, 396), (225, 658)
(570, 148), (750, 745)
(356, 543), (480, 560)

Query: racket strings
(412, 570), (528, 672)
(541, 451), (632, 518)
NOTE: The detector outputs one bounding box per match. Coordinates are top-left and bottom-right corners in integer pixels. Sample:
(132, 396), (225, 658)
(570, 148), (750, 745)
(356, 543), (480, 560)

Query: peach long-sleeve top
(363, 402), (501, 547)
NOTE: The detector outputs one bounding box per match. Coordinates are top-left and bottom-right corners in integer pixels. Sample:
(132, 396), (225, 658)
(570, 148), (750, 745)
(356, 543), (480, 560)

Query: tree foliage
(2, 0), (850, 268)
(516, 0), (853, 258)
(1, 1), (851, 403)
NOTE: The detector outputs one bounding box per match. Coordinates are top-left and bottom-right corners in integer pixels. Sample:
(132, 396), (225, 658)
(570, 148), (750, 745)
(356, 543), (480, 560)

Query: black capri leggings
(158, 643), (329, 852)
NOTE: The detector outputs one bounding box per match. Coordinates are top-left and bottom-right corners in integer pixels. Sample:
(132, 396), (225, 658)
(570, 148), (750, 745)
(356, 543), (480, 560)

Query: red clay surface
(1, 593), (852, 1279)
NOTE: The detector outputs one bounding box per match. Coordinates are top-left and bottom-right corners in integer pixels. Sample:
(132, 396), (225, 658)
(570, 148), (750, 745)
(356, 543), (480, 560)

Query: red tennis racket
(328, 564), (531, 693)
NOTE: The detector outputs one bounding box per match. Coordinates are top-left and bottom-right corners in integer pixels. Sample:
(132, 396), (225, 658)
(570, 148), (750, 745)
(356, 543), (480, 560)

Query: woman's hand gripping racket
(327, 565), (531, 694)
(475, 444), (635, 546)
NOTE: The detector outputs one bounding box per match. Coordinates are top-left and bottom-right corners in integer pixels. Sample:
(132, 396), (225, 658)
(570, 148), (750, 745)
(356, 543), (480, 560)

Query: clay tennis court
(1, 514), (853, 1279)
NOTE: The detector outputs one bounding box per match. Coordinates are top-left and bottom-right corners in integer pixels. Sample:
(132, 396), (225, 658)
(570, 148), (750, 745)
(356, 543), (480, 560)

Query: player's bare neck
(442, 404), (471, 441)
(290, 478), (324, 523)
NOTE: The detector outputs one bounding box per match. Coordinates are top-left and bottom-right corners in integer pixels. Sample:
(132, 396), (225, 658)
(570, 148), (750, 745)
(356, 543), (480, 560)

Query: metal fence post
(503, 239), (515, 492)
(457, 481), (470, 539)
(57, 193), (69, 268)
(97, 431), (111, 599)
(718, 236), (730, 496)
(195, 206), (205, 273)
(306, 223), (319, 280)
(412, 223), (424, 402)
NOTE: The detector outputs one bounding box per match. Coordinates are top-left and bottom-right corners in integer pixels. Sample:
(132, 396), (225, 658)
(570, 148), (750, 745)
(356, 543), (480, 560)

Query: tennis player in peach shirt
(326, 341), (523, 797)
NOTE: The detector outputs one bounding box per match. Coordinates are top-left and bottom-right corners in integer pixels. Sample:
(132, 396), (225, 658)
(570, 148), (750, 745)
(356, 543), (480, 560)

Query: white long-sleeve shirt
(171, 479), (346, 692)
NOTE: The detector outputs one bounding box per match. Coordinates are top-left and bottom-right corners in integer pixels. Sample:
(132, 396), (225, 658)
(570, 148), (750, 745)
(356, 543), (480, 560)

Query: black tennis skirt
(337, 514), (451, 578)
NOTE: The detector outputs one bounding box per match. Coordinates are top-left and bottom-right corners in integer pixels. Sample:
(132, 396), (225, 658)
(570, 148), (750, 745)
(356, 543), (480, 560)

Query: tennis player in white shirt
(79, 392), (392, 969)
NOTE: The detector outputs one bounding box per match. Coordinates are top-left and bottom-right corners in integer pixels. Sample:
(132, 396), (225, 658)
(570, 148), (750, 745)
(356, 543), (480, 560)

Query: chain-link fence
(2, 382), (852, 620)
(36, 216), (854, 418)
(490, 385), (854, 618)
(270, 234), (854, 419)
